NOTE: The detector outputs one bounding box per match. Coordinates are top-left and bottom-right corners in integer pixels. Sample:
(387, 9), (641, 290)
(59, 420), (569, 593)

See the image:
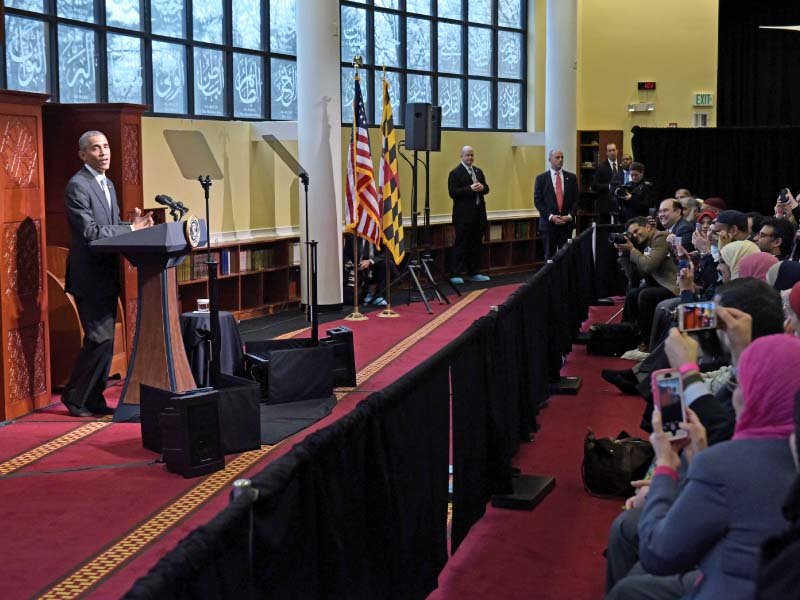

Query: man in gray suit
(61, 131), (153, 417)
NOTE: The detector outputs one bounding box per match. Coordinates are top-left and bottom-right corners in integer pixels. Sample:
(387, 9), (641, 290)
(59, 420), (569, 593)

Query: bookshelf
(177, 216), (542, 321)
(576, 129), (624, 233)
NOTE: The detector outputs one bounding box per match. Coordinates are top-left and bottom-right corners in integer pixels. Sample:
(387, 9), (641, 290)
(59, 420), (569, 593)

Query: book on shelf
(489, 224), (503, 241)
(290, 242), (301, 265)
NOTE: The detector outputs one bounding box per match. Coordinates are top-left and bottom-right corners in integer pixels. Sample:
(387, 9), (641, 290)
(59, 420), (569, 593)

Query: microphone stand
(198, 175), (221, 385)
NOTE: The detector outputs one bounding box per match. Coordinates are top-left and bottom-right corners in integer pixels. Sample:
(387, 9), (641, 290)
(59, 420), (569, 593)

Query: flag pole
(378, 66), (400, 318)
(345, 55), (368, 322)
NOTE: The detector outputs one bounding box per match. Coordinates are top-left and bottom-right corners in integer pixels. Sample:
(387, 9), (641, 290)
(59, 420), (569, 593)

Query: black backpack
(586, 323), (639, 357)
(582, 429), (654, 498)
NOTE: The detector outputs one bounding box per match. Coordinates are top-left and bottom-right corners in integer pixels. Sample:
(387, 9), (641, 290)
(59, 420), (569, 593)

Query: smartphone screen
(678, 301), (717, 332)
(655, 373), (686, 437)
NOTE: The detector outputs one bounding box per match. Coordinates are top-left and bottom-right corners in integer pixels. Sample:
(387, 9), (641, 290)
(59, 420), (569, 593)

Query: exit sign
(694, 93), (714, 107)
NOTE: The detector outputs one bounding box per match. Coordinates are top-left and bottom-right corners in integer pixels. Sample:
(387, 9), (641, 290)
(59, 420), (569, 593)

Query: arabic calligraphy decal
(499, 0), (522, 28)
(152, 41), (187, 114)
(58, 25), (98, 103)
(406, 17), (430, 70)
(233, 54), (264, 118)
(341, 67), (368, 124)
(5, 16), (48, 94)
(194, 47), (225, 116)
(270, 0), (296, 54)
(498, 30), (522, 79)
(270, 57), (297, 120)
(233, 0), (262, 50)
(107, 0), (142, 30)
(437, 22), (463, 74)
(107, 34), (143, 103)
(375, 11), (400, 67)
(193, 0), (223, 44)
(468, 80), (492, 128)
(151, 0), (185, 38)
(341, 5), (368, 64)
(57, 0), (95, 22)
(469, 0), (491, 25)
(438, 77), (463, 127)
(0, 119), (38, 188)
(468, 27), (492, 76)
(498, 82), (521, 129)
(406, 0), (430, 15)
(437, 0), (461, 20)
(406, 74), (431, 104)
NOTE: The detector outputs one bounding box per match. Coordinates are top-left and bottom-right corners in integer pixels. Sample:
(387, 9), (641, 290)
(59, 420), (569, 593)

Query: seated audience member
(701, 197), (727, 215)
(718, 240), (760, 282)
(636, 333), (799, 600)
(680, 196), (701, 225)
(736, 252), (779, 282)
(767, 260), (800, 292)
(613, 162), (655, 221)
(657, 198), (694, 250)
(616, 217), (679, 352)
(754, 217), (796, 260)
(674, 188), (692, 200)
(694, 210), (715, 238)
(783, 282), (800, 336)
(342, 236), (392, 306)
(746, 211), (765, 242)
(712, 210), (750, 249)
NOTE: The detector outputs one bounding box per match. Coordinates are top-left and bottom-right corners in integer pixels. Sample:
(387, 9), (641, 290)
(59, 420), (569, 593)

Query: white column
(297, 0), (343, 306)
(544, 0), (578, 173)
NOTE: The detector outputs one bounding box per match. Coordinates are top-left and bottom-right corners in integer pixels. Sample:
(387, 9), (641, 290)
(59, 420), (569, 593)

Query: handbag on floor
(586, 323), (639, 357)
(581, 429), (654, 498)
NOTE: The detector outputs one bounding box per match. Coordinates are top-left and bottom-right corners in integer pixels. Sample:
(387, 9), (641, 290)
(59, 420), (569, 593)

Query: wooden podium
(0, 91), (52, 420)
(90, 221), (206, 421)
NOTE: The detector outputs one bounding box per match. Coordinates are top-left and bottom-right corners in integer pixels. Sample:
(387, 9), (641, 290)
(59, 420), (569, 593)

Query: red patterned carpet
(0, 284), (518, 599)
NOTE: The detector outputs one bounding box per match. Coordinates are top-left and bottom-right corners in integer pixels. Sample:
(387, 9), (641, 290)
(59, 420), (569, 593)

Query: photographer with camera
(616, 217), (679, 353)
(612, 162), (655, 222)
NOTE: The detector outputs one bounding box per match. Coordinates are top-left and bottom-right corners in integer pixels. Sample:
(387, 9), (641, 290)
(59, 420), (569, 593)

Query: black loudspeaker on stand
(404, 103), (441, 152)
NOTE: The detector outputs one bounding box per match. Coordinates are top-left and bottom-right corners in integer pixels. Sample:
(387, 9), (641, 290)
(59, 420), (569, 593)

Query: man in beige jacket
(615, 216), (679, 351)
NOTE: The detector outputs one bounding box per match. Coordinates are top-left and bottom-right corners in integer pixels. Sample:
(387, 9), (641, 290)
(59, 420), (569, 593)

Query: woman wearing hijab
(719, 240), (760, 281)
(766, 260), (800, 291)
(736, 252), (779, 281)
(638, 333), (799, 600)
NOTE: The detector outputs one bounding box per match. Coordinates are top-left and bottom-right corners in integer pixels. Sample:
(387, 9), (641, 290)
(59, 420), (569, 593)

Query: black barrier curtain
(717, 1), (800, 127)
(594, 224), (627, 299)
(631, 126), (800, 214)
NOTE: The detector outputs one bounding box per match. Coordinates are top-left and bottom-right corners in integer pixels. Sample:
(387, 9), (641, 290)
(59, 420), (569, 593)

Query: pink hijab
(733, 334), (800, 440)
(736, 253), (779, 281)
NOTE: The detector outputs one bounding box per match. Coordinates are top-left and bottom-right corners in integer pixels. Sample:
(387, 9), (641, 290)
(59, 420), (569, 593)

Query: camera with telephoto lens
(614, 182), (635, 199)
(609, 232), (632, 245)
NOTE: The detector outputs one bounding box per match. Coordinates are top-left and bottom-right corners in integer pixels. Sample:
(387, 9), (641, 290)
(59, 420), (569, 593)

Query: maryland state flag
(378, 77), (405, 265)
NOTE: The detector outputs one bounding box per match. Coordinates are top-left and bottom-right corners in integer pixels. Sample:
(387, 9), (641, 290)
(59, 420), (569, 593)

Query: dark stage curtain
(631, 126), (800, 214)
(718, 1), (800, 127)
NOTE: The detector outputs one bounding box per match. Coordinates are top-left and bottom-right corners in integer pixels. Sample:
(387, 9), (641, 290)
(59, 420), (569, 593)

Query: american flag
(345, 75), (382, 246)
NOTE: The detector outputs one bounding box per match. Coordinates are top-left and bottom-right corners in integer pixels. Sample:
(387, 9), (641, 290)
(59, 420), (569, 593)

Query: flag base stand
(378, 306), (400, 318)
(344, 310), (369, 322)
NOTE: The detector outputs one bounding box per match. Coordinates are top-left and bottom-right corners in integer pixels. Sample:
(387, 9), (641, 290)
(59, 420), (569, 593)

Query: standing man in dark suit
(447, 146), (490, 284)
(61, 131), (153, 417)
(591, 142), (620, 223)
(534, 149), (579, 260)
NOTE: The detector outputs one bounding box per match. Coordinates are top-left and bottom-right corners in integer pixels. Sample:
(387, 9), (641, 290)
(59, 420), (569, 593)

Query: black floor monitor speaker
(404, 102), (441, 151)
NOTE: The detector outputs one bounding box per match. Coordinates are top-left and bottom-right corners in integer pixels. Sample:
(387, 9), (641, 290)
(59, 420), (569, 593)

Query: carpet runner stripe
(38, 289), (486, 599)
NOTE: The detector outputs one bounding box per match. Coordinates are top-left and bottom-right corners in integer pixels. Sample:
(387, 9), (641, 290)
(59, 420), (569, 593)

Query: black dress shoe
(60, 398), (93, 417)
(601, 368), (640, 395)
(90, 405), (115, 416)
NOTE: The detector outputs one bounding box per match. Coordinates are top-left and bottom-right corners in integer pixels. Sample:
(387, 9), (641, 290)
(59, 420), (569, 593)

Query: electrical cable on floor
(0, 459), (162, 479)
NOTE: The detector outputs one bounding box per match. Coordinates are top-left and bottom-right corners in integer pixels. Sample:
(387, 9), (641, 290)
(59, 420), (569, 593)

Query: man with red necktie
(534, 149), (580, 260)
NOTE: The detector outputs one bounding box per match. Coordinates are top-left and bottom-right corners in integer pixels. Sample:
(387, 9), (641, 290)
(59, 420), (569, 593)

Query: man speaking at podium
(61, 131), (153, 417)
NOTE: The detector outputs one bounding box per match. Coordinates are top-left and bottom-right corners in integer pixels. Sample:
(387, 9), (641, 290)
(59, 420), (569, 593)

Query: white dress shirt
(84, 163), (112, 212)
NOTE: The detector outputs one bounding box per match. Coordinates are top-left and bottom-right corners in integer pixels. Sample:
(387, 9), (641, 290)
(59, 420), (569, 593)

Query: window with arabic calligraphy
(270, 57), (297, 120)
(58, 0), (95, 23)
(270, 0), (296, 55)
(374, 11), (400, 68)
(438, 77), (463, 128)
(498, 30), (522, 79)
(233, 54), (264, 118)
(107, 0), (142, 30)
(152, 41), (187, 114)
(374, 70), (402, 125)
(193, 0), (223, 44)
(406, 0), (429, 14)
(58, 25), (98, 103)
(341, 5), (368, 65)
(498, 0), (522, 28)
(4, 15), (49, 93)
(194, 47), (225, 116)
(151, 0), (186, 38)
(437, 0), (461, 20)
(4, 0), (44, 13)
(468, 79), (492, 129)
(233, 0), (261, 50)
(437, 22), (462, 74)
(498, 82), (522, 130)
(374, 0), (397, 8)
(468, 27), (492, 77)
(107, 34), (143, 103)
(406, 17), (430, 71)
(406, 74), (431, 104)
(468, 0), (491, 25)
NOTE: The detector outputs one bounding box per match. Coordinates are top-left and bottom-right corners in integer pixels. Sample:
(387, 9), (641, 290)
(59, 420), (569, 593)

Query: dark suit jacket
(613, 179), (655, 221)
(667, 218), (695, 251)
(447, 163), (489, 226)
(64, 166), (130, 299)
(592, 160), (620, 215)
(639, 439), (796, 600)
(533, 169), (579, 232)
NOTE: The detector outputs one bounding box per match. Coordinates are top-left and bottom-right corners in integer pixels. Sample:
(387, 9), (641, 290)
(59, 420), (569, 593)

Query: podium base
(491, 474), (555, 510)
(549, 376), (583, 395)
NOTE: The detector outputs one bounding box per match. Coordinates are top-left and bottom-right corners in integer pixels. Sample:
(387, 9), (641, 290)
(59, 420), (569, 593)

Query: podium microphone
(154, 194), (183, 222)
